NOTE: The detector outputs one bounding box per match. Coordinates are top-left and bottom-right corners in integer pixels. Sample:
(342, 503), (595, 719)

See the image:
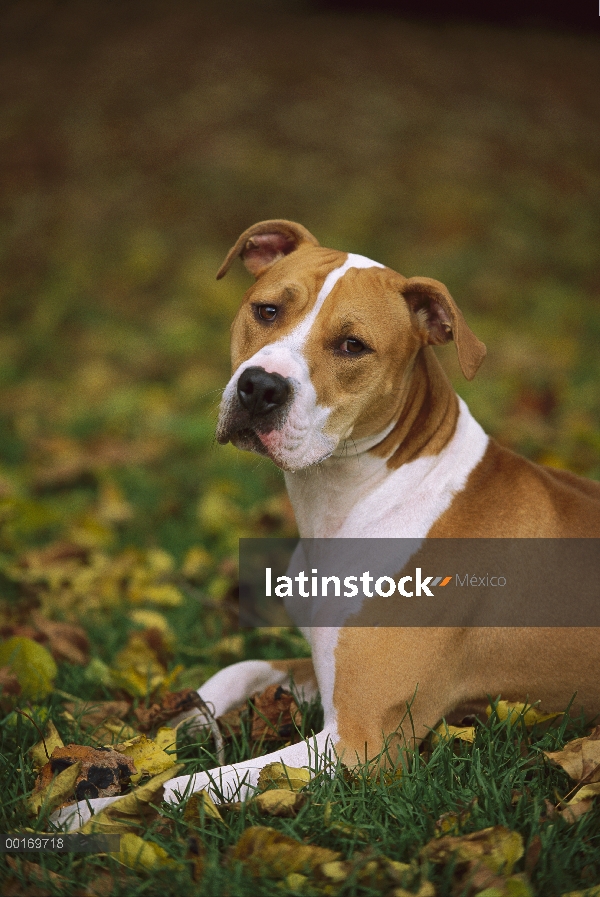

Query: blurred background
(0, 0), (599, 656)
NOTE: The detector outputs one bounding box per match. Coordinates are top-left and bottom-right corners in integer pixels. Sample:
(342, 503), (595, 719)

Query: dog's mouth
(229, 427), (269, 456)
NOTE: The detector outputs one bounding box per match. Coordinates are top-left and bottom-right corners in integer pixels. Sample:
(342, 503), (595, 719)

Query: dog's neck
(285, 348), (474, 538)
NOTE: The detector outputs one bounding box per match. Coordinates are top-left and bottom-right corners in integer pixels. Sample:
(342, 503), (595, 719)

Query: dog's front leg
(51, 657), (320, 831)
(51, 725), (336, 831)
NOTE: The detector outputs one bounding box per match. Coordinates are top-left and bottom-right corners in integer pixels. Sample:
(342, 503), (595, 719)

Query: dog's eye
(340, 338), (367, 355)
(256, 304), (278, 322)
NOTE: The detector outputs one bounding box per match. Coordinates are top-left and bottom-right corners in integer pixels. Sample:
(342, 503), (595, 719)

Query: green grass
(2, 693), (600, 895)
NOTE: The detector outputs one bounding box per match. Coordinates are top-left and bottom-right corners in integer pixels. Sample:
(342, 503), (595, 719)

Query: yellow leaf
(183, 790), (224, 824)
(251, 789), (306, 817)
(284, 872), (309, 891)
(28, 720), (64, 772)
(206, 634), (244, 662)
(129, 609), (174, 642)
(433, 723), (476, 745)
(146, 549), (175, 575)
(110, 832), (180, 872)
(111, 635), (166, 698)
(421, 826), (524, 875)
(111, 734), (175, 783)
(0, 637), (57, 701)
(155, 726), (177, 756)
(181, 546), (212, 580)
(231, 825), (340, 877)
(488, 700), (563, 728)
(257, 762), (311, 793)
(99, 718), (139, 742)
(27, 761), (82, 816)
(130, 583), (183, 607)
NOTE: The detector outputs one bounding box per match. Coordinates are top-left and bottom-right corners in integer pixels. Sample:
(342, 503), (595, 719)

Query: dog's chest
(285, 399), (489, 538)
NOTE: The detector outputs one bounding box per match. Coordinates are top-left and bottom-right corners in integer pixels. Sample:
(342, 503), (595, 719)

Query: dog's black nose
(237, 366), (290, 417)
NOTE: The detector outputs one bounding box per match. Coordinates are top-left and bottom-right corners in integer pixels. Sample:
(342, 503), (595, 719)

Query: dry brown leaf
(64, 699), (130, 731)
(27, 760), (82, 816)
(231, 825), (340, 878)
(31, 611), (90, 665)
(34, 744), (135, 805)
(250, 684), (301, 742)
(544, 725), (600, 783)
(421, 825), (524, 875)
(134, 688), (204, 731)
(558, 782), (600, 823)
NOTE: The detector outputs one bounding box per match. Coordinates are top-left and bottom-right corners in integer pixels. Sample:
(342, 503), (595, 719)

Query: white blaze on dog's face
(215, 221), (485, 471)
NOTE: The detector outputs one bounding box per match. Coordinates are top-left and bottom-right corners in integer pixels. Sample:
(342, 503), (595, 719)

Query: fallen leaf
(257, 762), (312, 792)
(421, 825), (524, 875)
(251, 789), (307, 817)
(558, 782), (600, 823)
(64, 699), (130, 732)
(489, 700), (563, 728)
(134, 687), (204, 731)
(0, 636), (57, 700)
(110, 832), (180, 872)
(34, 744), (135, 805)
(183, 789), (224, 824)
(31, 611), (90, 665)
(27, 760), (82, 816)
(28, 720), (64, 771)
(250, 685), (301, 743)
(433, 722), (476, 745)
(544, 725), (600, 783)
(231, 825), (340, 878)
(206, 634), (244, 662)
(110, 733), (175, 783)
(129, 583), (183, 607)
(110, 634), (166, 697)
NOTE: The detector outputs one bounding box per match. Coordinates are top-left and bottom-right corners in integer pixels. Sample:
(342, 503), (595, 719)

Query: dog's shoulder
(429, 437), (600, 537)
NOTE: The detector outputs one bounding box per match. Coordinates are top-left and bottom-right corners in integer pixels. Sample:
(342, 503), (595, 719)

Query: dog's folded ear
(216, 220), (320, 280)
(402, 276), (486, 380)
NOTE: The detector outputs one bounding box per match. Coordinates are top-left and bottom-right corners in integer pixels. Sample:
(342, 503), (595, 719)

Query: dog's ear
(216, 220), (320, 280)
(402, 276), (486, 380)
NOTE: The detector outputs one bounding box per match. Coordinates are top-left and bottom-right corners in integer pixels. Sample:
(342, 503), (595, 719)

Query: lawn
(1, 1), (599, 894)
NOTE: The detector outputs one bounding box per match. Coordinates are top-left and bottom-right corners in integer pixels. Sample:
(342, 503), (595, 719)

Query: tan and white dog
(57, 219), (600, 828)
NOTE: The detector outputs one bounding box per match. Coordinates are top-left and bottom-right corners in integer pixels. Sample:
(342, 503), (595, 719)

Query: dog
(56, 219), (600, 828)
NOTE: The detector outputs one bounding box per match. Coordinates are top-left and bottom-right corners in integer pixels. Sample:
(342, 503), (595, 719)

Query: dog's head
(215, 220), (485, 471)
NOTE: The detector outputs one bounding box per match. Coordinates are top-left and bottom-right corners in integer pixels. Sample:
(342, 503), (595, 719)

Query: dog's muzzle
(216, 365), (293, 452)
(236, 366), (290, 418)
